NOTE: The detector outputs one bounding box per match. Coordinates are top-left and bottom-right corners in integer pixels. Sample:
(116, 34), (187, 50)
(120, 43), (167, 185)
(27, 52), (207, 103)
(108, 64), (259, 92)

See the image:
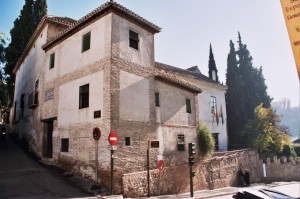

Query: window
(13, 101), (17, 122)
(49, 53), (55, 69)
(35, 79), (39, 91)
(155, 92), (160, 107)
(212, 133), (219, 151)
(20, 94), (25, 115)
(82, 32), (91, 52)
(125, 137), (131, 146)
(210, 96), (217, 114)
(79, 84), (89, 109)
(186, 98), (191, 113)
(129, 30), (139, 50)
(177, 134), (185, 151)
(61, 138), (69, 152)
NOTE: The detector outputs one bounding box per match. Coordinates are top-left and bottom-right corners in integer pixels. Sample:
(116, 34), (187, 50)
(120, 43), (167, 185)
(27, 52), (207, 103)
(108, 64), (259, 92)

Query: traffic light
(190, 170), (196, 177)
(188, 143), (195, 157)
(188, 156), (194, 166)
(188, 143), (195, 166)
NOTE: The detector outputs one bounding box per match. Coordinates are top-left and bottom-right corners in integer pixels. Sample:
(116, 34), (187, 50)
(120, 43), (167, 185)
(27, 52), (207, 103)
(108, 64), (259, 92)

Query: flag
(219, 105), (224, 125)
(215, 106), (219, 125)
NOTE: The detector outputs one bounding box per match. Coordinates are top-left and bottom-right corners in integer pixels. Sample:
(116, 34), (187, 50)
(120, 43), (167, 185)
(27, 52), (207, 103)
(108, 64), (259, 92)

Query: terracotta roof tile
(155, 62), (221, 85)
(43, 1), (161, 50)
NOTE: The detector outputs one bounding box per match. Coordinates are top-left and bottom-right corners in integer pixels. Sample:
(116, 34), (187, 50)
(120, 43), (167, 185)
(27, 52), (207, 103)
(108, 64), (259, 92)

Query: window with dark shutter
(155, 92), (160, 107)
(49, 53), (55, 69)
(61, 138), (69, 152)
(129, 30), (139, 50)
(82, 32), (91, 52)
(186, 98), (191, 113)
(79, 84), (89, 109)
(177, 134), (185, 151)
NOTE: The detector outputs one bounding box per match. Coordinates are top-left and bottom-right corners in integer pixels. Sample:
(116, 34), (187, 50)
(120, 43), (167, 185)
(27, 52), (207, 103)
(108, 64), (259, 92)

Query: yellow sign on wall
(280, 0), (300, 79)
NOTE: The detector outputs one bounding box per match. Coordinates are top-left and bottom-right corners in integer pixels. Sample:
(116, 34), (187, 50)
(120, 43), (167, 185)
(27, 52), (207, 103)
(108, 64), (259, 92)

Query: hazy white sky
(1, 0), (299, 106)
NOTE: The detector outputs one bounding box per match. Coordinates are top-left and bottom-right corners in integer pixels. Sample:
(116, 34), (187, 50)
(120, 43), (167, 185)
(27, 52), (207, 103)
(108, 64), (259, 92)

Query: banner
(280, 0), (300, 79)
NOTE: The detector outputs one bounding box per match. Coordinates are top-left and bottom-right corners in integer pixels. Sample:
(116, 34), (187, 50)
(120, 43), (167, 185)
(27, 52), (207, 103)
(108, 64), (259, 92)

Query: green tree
(243, 104), (292, 158)
(226, 33), (272, 149)
(198, 121), (215, 158)
(0, 33), (9, 108)
(208, 43), (219, 82)
(4, 0), (47, 105)
(226, 40), (243, 148)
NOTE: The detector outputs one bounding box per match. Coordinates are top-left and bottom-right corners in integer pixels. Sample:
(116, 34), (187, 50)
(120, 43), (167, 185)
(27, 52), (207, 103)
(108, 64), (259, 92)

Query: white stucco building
(11, 1), (227, 192)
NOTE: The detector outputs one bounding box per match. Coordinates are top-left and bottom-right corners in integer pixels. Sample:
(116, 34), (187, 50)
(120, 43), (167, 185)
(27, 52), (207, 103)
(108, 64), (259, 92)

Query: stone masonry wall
(122, 149), (259, 197)
(262, 156), (300, 182)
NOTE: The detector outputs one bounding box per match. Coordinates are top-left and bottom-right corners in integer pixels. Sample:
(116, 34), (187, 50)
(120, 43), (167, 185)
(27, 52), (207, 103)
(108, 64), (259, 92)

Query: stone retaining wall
(122, 149), (259, 197)
(262, 156), (300, 182)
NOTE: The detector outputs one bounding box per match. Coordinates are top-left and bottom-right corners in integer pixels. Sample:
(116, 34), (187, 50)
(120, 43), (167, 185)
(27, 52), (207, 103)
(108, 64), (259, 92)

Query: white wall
(112, 14), (154, 68)
(13, 26), (48, 124)
(198, 83), (228, 151)
(45, 15), (108, 82)
(119, 70), (150, 122)
(155, 80), (196, 126)
(58, 71), (104, 126)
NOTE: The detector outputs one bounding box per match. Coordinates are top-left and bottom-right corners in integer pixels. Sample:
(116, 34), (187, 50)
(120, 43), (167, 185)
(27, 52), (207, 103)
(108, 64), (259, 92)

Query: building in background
(11, 1), (227, 193)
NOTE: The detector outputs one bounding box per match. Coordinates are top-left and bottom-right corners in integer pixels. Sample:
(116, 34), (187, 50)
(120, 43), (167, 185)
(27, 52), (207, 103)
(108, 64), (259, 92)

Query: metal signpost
(92, 127), (101, 184)
(188, 143), (196, 197)
(157, 159), (164, 195)
(108, 131), (118, 195)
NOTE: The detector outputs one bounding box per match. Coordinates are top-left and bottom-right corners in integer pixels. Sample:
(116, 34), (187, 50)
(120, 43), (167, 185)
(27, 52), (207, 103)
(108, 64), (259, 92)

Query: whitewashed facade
(12, 1), (228, 192)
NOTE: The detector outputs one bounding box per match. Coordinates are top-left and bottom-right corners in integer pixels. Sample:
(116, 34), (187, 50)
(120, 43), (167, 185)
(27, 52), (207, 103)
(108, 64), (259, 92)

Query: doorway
(44, 121), (53, 158)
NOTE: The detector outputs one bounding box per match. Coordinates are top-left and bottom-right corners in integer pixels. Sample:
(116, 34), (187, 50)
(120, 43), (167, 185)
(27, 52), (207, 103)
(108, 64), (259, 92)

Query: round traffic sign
(108, 131), (118, 146)
(157, 160), (165, 172)
(93, 127), (101, 140)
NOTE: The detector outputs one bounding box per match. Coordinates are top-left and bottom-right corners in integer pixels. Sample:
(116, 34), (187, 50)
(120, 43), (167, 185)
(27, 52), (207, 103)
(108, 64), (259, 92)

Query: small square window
(177, 134), (185, 151)
(79, 84), (89, 109)
(49, 53), (55, 69)
(125, 137), (131, 146)
(61, 138), (69, 152)
(186, 98), (191, 113)
(82, 32), (91, 52)
(129, 30), (139, 50)
(155, 92), (160, 107)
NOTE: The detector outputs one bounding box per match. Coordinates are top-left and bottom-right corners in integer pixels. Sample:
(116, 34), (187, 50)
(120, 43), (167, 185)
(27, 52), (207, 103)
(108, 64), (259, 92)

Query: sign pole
(111, 149), (114, 195)
(147, 140), (150, 197)
(95, 140), (98, 184)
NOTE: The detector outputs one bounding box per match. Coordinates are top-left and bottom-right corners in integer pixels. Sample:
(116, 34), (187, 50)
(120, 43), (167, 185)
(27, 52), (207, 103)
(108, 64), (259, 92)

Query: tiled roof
(43, 1), (161, 50)
(155, 64), (202, 93)
(47, 16), (77, 25)
(13, 16), (75, 74)
(155, 62), (222, 85)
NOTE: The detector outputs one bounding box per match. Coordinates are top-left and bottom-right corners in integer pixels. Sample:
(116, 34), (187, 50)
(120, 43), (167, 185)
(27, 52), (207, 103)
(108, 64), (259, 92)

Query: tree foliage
(0, 33), (9, 108)
(198, 121), (215, 158)
(226, 33), (272, 149)
(208, 43), (219, 82)
(4, 0), (47, 105)
(243, 104), (292, 158)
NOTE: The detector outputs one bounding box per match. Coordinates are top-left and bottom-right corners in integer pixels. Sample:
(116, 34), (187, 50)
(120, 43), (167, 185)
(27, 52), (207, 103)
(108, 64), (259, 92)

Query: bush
(279, 144), (297, 157)
(293, 144), (300, 157)
(197, 121), (215, 158)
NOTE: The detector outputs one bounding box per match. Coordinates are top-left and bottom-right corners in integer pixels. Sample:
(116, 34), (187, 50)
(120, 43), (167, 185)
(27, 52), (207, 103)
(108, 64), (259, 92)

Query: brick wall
(122, 149), (259, 197)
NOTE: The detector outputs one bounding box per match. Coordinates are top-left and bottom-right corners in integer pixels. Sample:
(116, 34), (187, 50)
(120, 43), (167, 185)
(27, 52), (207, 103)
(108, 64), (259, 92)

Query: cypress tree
(226, 33), (272, 149)
(226, 40), (243, 149)
(34, 0), (47, 26)
(208, 43), (219, 82)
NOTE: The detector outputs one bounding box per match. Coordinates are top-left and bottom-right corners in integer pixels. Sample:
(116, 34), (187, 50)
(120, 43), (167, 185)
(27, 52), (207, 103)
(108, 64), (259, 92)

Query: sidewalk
(123, 181), (299, 199)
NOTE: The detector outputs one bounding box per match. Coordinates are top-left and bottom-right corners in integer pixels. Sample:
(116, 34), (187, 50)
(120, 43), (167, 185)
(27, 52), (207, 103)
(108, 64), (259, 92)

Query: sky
(0, 0), (299, 107)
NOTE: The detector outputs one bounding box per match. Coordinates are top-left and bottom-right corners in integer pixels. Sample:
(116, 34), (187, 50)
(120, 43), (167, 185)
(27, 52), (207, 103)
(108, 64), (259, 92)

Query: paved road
(0, 135), (91, 199)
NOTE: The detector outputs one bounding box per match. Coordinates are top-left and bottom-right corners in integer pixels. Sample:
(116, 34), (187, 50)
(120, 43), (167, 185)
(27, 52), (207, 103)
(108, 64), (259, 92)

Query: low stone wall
(262, 156), (300, 182)
(122, 149), (259, 197)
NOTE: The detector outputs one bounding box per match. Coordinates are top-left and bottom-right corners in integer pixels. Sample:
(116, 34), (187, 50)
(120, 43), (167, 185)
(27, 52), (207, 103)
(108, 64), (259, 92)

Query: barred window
(129, 30), (139, 50)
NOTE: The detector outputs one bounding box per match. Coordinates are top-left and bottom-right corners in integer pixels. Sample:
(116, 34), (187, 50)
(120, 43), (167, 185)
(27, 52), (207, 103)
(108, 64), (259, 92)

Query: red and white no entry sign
(157, 160), (165, 172)
(108, 131), (118, 146)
